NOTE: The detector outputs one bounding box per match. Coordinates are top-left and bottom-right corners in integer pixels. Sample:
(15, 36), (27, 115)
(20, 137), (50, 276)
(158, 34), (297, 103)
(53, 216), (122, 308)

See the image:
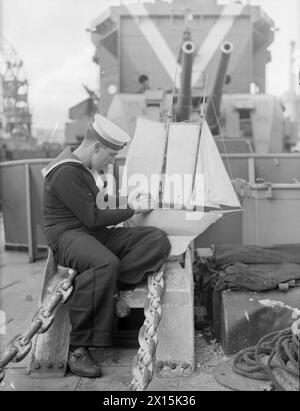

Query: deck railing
(1, 154), (300, 262)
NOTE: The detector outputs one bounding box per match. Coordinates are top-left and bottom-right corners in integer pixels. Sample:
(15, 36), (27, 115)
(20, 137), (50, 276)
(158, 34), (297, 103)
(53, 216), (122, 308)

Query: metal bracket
(29, 360), (67, 377)
(264, 182), (274, 200)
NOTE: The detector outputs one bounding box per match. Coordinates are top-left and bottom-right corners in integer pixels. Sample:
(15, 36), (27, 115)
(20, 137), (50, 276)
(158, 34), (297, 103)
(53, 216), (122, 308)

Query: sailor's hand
(131, 193), (154, 214)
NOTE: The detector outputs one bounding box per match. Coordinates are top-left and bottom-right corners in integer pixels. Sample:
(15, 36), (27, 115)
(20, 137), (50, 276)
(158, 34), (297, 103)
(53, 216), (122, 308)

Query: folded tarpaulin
(214, 244), (300, 267)
(215, 262), (300, 292)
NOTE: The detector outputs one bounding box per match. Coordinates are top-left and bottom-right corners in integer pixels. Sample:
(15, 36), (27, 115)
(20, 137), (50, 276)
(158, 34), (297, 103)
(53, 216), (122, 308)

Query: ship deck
(0, 214), (231, 391)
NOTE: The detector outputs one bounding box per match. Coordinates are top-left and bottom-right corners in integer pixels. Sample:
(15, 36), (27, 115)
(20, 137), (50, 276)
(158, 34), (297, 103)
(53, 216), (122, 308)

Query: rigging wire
(208, 94), (234, 182)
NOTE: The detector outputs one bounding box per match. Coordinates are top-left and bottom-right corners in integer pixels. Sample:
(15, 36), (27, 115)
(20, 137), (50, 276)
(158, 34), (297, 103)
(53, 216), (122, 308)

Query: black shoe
(67, 347), (102, 378)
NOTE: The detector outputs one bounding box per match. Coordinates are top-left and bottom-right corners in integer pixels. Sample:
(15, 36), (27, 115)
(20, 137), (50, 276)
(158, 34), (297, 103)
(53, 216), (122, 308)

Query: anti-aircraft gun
(204, 41), (296, 153)
(176, 38), (233, 128)
(206, 42), (234, 135)
(176, 32), (196, 122)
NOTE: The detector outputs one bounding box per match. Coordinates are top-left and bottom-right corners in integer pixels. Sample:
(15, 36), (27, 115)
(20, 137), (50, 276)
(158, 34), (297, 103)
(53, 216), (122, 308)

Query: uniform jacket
(42, 147), (134, 251)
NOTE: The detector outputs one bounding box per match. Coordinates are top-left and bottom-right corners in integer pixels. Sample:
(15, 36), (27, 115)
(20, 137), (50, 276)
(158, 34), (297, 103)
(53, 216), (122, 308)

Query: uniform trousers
(55, 226), (171, 347)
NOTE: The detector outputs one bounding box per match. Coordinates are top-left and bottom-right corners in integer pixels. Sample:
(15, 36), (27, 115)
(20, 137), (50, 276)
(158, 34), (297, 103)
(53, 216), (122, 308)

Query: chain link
(0, 267), (77, 384)
(0, 346), (18, 372)
(130, 267), (165, 391)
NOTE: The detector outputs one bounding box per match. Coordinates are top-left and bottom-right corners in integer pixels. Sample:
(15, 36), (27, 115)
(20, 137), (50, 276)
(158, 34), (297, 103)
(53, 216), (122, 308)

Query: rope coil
(233, 320), (300, 391)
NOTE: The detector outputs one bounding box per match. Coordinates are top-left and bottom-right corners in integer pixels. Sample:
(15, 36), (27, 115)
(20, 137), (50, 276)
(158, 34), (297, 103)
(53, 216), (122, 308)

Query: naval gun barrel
(206, 41), (234, 134)
(177, 40), (196, 122)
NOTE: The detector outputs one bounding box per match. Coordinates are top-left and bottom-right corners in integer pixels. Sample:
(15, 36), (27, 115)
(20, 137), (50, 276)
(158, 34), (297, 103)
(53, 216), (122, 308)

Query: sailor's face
(91, 143), (119, 171)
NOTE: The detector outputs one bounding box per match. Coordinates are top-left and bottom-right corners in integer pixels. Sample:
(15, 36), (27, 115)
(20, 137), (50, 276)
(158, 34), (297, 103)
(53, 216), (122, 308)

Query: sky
(1, 0), (299, 131)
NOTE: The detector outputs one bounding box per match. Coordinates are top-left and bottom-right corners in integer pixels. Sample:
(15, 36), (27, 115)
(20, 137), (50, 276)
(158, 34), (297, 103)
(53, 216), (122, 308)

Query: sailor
(42, 114), (171, 378)
(138, 74), (150, 93)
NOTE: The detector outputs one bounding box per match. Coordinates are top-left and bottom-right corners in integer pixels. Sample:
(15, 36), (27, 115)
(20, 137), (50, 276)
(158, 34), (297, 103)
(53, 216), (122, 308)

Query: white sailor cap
(91, 114), (130, 150)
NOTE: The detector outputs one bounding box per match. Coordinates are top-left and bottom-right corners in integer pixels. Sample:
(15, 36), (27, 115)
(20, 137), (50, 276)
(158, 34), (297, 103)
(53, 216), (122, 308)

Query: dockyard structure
(0, 37), (32, 142)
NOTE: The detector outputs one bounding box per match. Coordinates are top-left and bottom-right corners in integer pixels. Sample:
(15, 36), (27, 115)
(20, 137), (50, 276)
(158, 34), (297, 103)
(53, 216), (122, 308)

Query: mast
(160, 70), (177, 207)
(188, 75), (209, 210)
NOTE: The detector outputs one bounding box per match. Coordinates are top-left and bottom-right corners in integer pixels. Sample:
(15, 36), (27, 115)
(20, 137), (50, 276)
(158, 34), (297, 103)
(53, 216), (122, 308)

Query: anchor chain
(130, 266), (165, 391)
(0, 268), (77, 384)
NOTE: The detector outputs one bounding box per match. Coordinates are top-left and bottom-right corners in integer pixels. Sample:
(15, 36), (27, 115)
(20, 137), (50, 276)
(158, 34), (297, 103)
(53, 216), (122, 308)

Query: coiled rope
(233, 319), (300, 391)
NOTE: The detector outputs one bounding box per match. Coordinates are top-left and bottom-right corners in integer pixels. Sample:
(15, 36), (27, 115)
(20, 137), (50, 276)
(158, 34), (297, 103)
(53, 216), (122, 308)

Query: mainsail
(124, 116), (241, 255)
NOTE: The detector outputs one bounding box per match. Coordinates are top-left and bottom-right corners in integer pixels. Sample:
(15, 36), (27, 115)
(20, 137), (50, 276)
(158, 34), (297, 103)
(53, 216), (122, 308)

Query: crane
(0, 37), (32, 140)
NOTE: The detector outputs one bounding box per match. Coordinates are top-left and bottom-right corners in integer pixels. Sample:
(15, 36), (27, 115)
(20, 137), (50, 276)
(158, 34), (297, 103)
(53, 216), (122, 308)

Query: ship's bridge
(88, 0), (275, 113)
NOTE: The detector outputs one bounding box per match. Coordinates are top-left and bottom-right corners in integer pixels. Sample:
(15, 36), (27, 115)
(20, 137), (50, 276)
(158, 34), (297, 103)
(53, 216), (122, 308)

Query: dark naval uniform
(42, 147), (171, 348)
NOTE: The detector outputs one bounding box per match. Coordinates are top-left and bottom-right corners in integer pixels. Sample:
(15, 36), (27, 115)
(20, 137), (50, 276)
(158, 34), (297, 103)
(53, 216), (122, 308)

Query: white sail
(162, 122), (200, 207)
(125, 117), (166, 179)
(124, 117), (166, 202)
(193, 120), (241, 208)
